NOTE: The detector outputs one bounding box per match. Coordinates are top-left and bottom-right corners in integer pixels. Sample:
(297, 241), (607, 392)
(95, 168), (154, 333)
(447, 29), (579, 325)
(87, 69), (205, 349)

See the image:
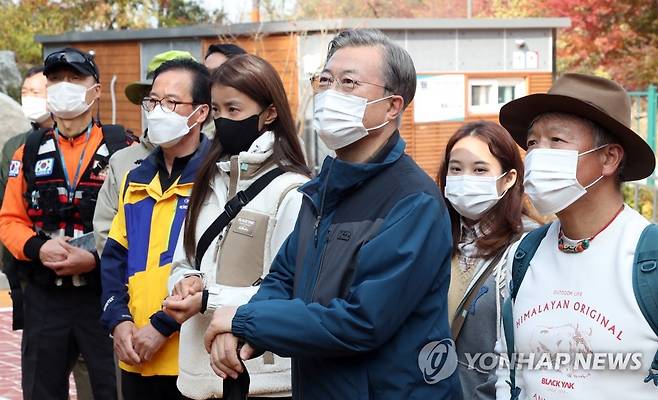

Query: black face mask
(214, 113), (263, 156)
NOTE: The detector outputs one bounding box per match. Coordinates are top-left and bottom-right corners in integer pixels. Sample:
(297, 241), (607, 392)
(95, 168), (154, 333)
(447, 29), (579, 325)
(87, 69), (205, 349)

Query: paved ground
(0, 285), (78, 399)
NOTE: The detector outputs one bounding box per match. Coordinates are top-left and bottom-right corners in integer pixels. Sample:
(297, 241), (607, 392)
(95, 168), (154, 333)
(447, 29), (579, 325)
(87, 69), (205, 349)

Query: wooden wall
(402, 72), (554, 177)
(70, 35), (553, 177)
(201, 34), (299, 114)
(70, 41), (142, 134)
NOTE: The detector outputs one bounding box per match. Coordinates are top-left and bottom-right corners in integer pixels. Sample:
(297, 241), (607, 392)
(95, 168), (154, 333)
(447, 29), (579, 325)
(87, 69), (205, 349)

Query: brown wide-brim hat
(500, 73), (656, 181)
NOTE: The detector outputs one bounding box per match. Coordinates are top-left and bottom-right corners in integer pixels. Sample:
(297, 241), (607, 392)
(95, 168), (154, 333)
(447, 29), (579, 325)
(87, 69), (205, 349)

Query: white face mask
(46, 82), (97, 120)
(146, 105), (201, 148)
(523, 146), (606, 215)
(313, 89), (393, 150)
(21, 96), (50, 123)
(444, 172), (509, 220)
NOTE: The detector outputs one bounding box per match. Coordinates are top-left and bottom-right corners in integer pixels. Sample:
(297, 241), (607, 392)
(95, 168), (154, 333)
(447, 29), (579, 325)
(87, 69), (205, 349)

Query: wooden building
(36, 18), (570, 175)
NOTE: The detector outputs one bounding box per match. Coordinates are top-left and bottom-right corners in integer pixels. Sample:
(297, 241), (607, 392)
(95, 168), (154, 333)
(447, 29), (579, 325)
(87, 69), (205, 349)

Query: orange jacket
(0, 124), (103, 261)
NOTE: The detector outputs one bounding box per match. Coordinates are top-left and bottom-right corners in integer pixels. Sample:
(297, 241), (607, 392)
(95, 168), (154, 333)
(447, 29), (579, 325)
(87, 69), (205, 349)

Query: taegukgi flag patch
(8, 160), (21, 177)
(34, 158), (54, 177)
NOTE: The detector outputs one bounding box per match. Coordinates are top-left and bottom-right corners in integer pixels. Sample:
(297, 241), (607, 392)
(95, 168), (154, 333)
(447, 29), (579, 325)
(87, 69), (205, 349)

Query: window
(468, 78), (527, 115)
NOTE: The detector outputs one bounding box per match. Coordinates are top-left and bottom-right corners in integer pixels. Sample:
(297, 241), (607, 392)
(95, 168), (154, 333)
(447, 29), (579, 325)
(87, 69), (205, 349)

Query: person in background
(0, 47), (132, 399)
(201, 28), (462, 399)
(162, 54), (310, 400)
(204, 43), (247, 71)
(100, 58), (211, 400)
(0, 66), (53, 330)
(438, 120), (540, 399)
(200, 43), (247, 138)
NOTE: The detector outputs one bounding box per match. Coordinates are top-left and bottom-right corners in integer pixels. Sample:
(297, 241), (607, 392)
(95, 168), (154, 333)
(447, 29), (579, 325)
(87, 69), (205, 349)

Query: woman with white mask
(438, 120), (541, 400)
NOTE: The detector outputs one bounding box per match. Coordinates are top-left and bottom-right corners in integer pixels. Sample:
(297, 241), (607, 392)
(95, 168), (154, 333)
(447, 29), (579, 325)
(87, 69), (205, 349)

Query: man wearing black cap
(495, 73), (658, 399)
(0, 47), (131, 399)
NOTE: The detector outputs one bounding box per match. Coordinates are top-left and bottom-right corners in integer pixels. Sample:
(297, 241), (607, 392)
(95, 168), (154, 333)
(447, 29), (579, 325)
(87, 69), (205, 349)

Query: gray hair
(327, 29), (417, 115)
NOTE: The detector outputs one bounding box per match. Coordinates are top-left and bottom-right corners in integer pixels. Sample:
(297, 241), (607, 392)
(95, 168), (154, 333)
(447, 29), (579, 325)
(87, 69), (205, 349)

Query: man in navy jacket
(201, 28), (461, 400)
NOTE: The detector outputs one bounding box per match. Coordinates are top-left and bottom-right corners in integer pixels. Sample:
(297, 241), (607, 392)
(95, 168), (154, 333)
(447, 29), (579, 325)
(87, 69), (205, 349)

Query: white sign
(525, 51), (539, 69)
(414, 74), (465, 123)
(512, 51), (526, 69)
(302, 54), (324, 78)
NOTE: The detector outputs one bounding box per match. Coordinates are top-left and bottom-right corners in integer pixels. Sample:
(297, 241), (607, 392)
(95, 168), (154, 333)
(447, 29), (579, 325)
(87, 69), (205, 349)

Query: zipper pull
(313, 215), (321, 247)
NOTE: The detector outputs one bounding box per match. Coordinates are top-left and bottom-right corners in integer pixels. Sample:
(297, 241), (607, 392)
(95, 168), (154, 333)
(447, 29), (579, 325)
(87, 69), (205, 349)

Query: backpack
(502, 222), (658, 400)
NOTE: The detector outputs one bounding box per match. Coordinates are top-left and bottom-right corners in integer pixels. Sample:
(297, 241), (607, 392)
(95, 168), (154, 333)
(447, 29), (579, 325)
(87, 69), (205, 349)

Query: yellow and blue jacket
(100, 137), (209, 376)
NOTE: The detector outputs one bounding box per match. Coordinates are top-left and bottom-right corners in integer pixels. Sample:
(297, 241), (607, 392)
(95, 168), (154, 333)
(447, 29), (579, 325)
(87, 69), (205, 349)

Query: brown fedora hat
(500, 73), (655, 181)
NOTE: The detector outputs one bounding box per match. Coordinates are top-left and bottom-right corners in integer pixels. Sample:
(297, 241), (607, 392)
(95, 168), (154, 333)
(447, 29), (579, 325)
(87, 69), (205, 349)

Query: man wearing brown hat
(495, 73), (658, 399)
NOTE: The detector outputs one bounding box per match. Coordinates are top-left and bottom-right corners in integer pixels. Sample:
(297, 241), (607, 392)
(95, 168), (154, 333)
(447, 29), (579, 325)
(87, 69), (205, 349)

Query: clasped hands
(162, 276), (258, 379)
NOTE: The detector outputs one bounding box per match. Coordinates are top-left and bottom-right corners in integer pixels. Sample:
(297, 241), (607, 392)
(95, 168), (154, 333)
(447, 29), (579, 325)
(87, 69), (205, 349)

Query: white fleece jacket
(168, 132), (308, 399)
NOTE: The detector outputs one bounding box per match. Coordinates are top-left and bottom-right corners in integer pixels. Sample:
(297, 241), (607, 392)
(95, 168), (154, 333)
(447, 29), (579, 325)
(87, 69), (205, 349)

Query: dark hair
(205, 43), (247, 59)
(438, 120), (527, 259)
(24, 66), (44, 80)
(151, 59), (211, 107)
(184, 54), (311, 262)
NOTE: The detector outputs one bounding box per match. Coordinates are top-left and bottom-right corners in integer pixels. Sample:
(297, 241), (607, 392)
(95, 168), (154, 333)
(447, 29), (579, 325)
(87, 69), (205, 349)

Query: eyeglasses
(310, 74), (392, 94)
(141, 97), (195, 113)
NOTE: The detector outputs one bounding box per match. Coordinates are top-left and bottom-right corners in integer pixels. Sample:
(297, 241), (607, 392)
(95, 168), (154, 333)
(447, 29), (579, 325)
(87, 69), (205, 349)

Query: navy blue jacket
(232, 132), (461, 399)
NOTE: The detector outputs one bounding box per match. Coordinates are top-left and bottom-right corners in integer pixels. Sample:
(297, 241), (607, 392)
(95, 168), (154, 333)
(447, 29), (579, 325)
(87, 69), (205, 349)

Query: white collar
(218, 131), (275, 173)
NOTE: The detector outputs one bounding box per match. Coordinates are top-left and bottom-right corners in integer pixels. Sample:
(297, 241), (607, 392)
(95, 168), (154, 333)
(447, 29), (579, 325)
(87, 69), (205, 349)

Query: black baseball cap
(44, 47), (100, 82)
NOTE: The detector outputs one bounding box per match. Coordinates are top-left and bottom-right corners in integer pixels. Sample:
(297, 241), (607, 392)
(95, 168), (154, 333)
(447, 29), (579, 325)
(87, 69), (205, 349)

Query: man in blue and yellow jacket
(100, 58), (211, 400)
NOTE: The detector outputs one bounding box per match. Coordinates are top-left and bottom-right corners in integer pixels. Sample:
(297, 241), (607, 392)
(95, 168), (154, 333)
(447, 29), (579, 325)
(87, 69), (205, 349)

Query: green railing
(624, 179), (657, 223)
(629, 84), (657, 186)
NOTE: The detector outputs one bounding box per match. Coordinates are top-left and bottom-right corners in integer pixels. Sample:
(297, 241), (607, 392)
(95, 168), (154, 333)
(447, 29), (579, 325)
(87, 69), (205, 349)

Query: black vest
(22, 124), (130, 237)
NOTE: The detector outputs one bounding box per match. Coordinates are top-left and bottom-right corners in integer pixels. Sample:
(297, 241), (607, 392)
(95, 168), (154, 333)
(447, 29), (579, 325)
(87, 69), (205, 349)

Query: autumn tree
(0, 0), (224, 67)
(477, 0), (658, 89)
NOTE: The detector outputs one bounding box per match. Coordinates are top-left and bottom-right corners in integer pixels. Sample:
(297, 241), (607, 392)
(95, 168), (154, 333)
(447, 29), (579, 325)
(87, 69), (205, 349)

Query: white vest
(170, 131), (308, 398)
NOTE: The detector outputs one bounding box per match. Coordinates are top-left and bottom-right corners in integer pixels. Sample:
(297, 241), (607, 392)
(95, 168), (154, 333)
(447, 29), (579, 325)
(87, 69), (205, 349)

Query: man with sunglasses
(100, 58), (210, 399)
(0, 47), (132, 399)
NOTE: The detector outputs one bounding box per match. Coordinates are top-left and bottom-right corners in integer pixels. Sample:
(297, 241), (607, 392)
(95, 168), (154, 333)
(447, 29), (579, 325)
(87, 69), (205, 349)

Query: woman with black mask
(162, 54), (311, 400)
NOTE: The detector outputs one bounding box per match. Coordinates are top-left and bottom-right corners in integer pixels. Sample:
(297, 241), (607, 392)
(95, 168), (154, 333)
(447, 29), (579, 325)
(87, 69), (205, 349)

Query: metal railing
(624, 176), (658, 222)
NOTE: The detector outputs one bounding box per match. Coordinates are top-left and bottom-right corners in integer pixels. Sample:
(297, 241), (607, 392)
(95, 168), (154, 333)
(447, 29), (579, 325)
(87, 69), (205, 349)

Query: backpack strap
(21, 127), (50, 190)
(632, 223), (658, 386)
(510, 223), (551, 301)
(100, 124), (130, 155)
(452, 248), (506, 340)
(194, 168), (286, 268)
(503, 223), (551, 400)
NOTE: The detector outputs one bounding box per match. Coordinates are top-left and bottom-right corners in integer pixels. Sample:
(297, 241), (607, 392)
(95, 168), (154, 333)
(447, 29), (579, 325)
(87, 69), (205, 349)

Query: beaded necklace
(557, 205), (625, 253)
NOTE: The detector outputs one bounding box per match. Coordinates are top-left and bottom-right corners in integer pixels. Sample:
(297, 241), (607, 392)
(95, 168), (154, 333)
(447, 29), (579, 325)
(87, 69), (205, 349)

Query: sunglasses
(45, 50), (98, 80)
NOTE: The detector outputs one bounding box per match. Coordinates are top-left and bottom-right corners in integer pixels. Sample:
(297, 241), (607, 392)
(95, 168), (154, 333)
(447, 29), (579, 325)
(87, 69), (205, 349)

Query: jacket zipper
(309, 228), (331, 302)
(213, 222), (232, 263)
(313, 159), (334, 247)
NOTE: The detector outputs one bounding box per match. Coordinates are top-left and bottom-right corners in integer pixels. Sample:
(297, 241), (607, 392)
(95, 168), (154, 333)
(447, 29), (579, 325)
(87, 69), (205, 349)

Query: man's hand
(133, 322), (168, 363)
(162, 291), (203, 324)
(208, 334), (259, 379)
(39, 237), (69, 264)
(43, 241), (95, 276)
(203, 306), (238, 353)
(172, 275), (204, 298)
(113, 321), (141, 365)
